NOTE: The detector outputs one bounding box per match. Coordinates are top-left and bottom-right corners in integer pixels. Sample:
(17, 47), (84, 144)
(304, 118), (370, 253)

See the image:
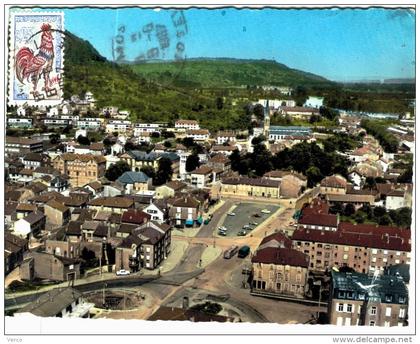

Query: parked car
(237, 230), (247, 236)
(218, 226), (227, 231)
(243, 224), (251, 230)
(261, 209), (271, 214)
(218, 231), (227, 236)
(237, 245), (250, 258)
(224, 245), (239, 259)
(250, 222), (258, 226)
(227, 212), (236, 216)
(253, 213), (261, 218)
(116, 269), (130, 276)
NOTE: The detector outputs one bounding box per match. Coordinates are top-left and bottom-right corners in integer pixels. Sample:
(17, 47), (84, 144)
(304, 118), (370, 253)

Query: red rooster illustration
(15, 23), (55, 95)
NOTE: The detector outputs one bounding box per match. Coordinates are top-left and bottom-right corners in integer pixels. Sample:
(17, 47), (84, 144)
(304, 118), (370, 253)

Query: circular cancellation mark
(111, 9), (188, 88)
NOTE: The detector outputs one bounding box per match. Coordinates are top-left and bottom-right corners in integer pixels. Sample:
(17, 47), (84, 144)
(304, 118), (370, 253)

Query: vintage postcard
(2, 2), (416, 342)
(8, 11), (64, 105)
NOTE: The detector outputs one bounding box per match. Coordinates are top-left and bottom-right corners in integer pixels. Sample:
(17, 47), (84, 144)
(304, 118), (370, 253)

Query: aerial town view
(3, 4), (415, 338)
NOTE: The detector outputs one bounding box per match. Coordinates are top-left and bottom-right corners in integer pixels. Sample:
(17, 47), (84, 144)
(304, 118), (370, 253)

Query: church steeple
(263, 99), (270, 137)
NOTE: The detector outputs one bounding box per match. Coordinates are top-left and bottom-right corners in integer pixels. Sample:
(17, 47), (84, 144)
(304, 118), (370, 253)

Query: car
(237, 230), (247, 236)
(237, 245), (251, 258)
(250, 222), (258, 226)
(227, 212), (236, 216)
(218, 226), (227, 231)
(261, 209), (271, 214)
(243, 224), (251, 230)
(253, 213), (261, 218)
(116, 269), (130, 276)
(218, 231), (227, 236)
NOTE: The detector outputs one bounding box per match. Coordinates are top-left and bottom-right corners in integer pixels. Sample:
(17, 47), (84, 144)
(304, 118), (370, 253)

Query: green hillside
(130, 58), (333, 89)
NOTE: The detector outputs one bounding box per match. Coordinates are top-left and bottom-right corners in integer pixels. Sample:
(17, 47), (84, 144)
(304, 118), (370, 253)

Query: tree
(161, 130), (175, 139)
(77, 135), (90, 146)
(186, 154), (200, 172)
(389, 207), (412, 228)
(140, 166), (156, 179)
(397, 166), (412, 183)
(364, 176), (376, 190)
(378, 214), (392, 226)
(105, 161), (130, 181)
(49, 133), (60, 144)
(229, 149), (242, 172)
(182, 137), (195, 148)
(329, 203), (343, 215)
(319, 106), (339, 121)
(309, 114), (322, 124)
(373, 206), (387, 219)
(305, 166), (322, 188)
(150, 131), (160, 138)
(251, 135), (266, 146)
(344, 203), (356, 217)
(354, 211), (365, 224)
(216, 97), (224, 110)
(253, 104), (265, 120)
(163, 140), (172, 148)
(153, 157), (173, 186)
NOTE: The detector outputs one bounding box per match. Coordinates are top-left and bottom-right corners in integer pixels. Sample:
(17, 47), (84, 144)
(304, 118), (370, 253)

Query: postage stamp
(8, 11), (65, 106)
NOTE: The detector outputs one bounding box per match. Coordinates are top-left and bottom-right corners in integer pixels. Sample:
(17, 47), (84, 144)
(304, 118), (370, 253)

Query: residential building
(278, 106), (319, 118)
(304, 96), (324, 108)
(6, 136), (44, 156)
(221, 177), (281, 198)
(13, 211), (46, 238)
(320, 175), (348, 195)
(7, 117), (33, 128)
(52, 153), (106, 187)
(328, 271), (408, 327)
(88, 197), (134, 214)
(133, 123), (166, 135)
(186, 129), (210, 142)
(117, 171), (153, 194)
(175, 119), (200, 130)
(16, 287), (94, 318)
(326, 193), (375, 209)
(168, 196), (201, 227)
(120, 150), (161, 171)
(144, 201), (167, 223)
(190, 166), (214, 188)
(105, 120), (132, 134)
(216, 131), (236, 145)
(44, 199), (71, 227)
(20, 251), (81, 282)
(268, 126), (312, 142)
(155, 181), (187, 199)
(76, 118), (102, 130)
(5, 232), (28, 275)
(292, 222), (411, 274)
(115, 221), (172, 270)
(251, 232), (310, 298)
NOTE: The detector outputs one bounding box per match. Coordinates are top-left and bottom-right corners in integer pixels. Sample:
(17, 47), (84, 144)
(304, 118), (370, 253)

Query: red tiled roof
(121, 209), (151, 225)
(252, 247), (309, 267)
(260, 231), (292, 248)
(320, 175), (347, 188)
(299, 213), (338, 227)
(292, 222), (411, 252)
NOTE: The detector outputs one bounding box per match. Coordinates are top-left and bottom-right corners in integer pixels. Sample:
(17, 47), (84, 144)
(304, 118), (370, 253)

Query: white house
(7, 117), (33, 128)
(216, 131), (236, 145)
(76, 118), (102, 130)
(187, 129), (210, 142)
(13, 212), (45, 239)
(190, 166), (214, 188)
(75, 129), (87, 139)
(385, 190), (410, 210)
(144, 202), (166, 223)
(175, 119), (200, 130)
(111, 141), (124, 156)
(105, 120), (131, 134)
(17, 106), (26, 117)
(133, 123), (164, 135)
(348, 170), (364, 190)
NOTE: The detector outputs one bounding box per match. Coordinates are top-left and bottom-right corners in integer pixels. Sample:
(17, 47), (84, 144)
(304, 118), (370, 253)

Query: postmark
(8, 11), (65, 106)
(111, 9), (188, 86)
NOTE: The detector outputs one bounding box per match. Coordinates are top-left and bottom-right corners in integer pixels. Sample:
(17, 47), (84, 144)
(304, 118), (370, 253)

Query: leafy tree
(105, 161), (130, 181)
(216, 97), (224, 110)
(373, 206), (387, 219)
(163, 140), (172, 148)
(150, 131), (160, 138)
(77, 135), (90, 146)
(140, 166), (155, 179)
(229, 149), (242, 172)
(319, 106), (339, 121)
(305, 166), (323, 188)
(153, 157), (173, 186)
(378, 214), (392, 226)
(389, 207), (412, 228)
(49, 133), (60, 144)
(161, 130), (175, 139)
(354, 211), (365, 224)
(329, 203), (344, 215)
(182, 137), (195, 148)
(186, 154), (200, 172)
(344, 203), (356, 217)
(397, 166), (412, 183)
(309, 114), (322, 124)
(251, 135), (266, 146)
(364, 176), (376, 190)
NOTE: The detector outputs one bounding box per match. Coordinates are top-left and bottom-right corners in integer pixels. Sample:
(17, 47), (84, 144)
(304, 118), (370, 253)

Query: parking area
(217, 202), (280, 237)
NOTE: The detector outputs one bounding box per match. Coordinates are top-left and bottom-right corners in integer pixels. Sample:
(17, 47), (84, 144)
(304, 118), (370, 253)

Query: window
(395, 259), (400, 264)
(338, 303), (344, 312)
(343, 254), (348, 260)
(370, 307), (377, 315)
(385, 307), (392, 317)
(369, 321), (376, 326)
(372, 249), (377, 255)
(384, 321), (390, 327)
(399, 309), (406, 318)
(372, 257), (376, 263)
(344, 246), (349, 252)
(347, 304), (353, 313)
(385, 295), (392, 302)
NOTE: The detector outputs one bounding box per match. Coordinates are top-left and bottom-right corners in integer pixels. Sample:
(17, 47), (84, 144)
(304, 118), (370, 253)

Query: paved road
(196, 199), (234, 238)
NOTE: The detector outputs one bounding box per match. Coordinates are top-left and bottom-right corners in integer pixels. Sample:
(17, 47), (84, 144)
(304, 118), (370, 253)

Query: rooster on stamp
(9, 12), (64, 106)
